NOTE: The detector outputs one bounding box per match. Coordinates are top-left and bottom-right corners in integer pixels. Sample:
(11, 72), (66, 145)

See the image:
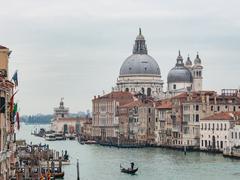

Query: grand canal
(16, 123), (240, 180)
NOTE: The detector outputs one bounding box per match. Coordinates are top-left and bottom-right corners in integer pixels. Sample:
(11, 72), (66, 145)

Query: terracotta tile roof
(0, 45), (7, 49)
(93, 91), (135, 106)
(95, 91), (133, 99)
(156, 100), (172, 109)
(172, 92), (188, 99)
(201, 112), (240, 121)
(120, 100), (142, 108)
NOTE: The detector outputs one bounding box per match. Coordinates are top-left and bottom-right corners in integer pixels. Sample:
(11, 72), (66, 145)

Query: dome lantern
(194, 52), (202, 65)
(185, 55), (192, 66)
(133, 28), (148, 54)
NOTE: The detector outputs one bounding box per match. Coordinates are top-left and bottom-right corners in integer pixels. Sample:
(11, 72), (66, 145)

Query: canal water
(16, 123), (240, 180)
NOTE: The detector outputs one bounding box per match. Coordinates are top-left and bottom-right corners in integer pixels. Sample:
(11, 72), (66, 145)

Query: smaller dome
(167, 51), (193, 83)
(194, 53), (201, 64)
(167, 66), (193, 83)
(185, 56), (192, 66)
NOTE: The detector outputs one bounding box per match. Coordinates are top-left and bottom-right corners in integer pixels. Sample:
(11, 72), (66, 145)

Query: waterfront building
(92, 91), (134, 143)
(167, 51), (203, 96)
(117, 96), (156, 145)
(82, 119), (93, 140)
(154, 89), (240, 149)
(0, 45), (16, 179)
(51, 99), (89, 134)
(200, 112), (240, 152)
(116, 29), (164, 98)
(155, 100), (172, 146)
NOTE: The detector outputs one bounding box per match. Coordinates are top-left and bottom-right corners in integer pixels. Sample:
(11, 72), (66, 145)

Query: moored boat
(54, 132), (65, 140)
(45, 134), (56, 141)
(85, 140), (97, 144)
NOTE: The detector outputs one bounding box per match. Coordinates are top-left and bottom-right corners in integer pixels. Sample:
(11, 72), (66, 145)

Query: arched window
(147, 88), (151, 96)
(173, 84), (176, 90)
(125, 88), (129, 92)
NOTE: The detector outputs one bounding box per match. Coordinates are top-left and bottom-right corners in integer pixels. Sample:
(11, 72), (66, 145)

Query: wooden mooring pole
(77, 159), (80, 180)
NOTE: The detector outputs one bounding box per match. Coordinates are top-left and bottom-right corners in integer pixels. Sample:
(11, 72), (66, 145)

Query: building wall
(116, 75), (164, 98)
(0, 46), (16, 180)
(200, 120), (232, 151)
(168, 82), (192, 92)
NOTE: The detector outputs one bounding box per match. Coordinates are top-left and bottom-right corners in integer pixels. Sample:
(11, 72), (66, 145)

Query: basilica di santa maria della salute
(115, 28), (203, 98)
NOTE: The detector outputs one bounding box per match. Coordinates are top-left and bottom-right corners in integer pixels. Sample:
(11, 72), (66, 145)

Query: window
(211, 106), (214, 111)
(239, 132), (240, 139)
(212, 123), (215, 130)
(148, 118), (151, 122)
(0, 97), (5, 113)
(225, 105), (228, 109)
(196, 105), (199, 111)
(147, 88), (151, 96)
(235, 132), (238, 139)
(205, 140), (207, 147)
(224, 124), (227, 131)
(220, 123), (223, 130)
(201, 140), (203, 147)
(208, 123), (211, 130)
(173, 84), (176, 90)
(148, 108), (151, 114)
(220, 141), (223, 149)
(232, 132), (234, 139)
(184, 114), (190, 122)
(217, 124), (219, 130)
(201, 123), (203, 130)
(233, 106), (236, 112)
(217, 106), (220, 111)
(196, 114), (199, 122)
(155, 118), (158, 122)
(184, 105), (190, 111)
(205, 123), (207, 130)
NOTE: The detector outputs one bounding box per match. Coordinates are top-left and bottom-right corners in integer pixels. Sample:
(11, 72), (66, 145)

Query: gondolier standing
(131, 162), (134, 170)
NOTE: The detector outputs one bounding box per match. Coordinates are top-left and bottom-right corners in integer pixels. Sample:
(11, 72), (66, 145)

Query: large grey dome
(167, 51), (193, 83)
(119, 28), (161, 76)
(120, 54), (161, 76)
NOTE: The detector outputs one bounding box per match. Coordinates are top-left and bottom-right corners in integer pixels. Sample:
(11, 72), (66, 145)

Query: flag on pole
(11, 70), (18, 87)
(13, 103), (18, 118)
(10, 90), (18, 113)
(16, 112), (20, 130)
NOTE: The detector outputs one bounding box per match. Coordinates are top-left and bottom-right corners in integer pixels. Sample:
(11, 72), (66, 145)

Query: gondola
(120, 164), (138, 174)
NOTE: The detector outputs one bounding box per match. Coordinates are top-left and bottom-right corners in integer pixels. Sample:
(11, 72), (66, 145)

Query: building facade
(92, 92), (134, 143)
(118, 97), (156, 145)
(0, 45), (16, 179)
(200, 112), (238, 152)
(51, 99), (89, 134)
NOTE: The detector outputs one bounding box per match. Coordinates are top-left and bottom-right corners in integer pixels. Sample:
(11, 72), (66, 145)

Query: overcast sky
(1, 0), (240, 115)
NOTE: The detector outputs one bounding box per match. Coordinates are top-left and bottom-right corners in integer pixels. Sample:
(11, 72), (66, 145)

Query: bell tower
(192, 53), (203, 91)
